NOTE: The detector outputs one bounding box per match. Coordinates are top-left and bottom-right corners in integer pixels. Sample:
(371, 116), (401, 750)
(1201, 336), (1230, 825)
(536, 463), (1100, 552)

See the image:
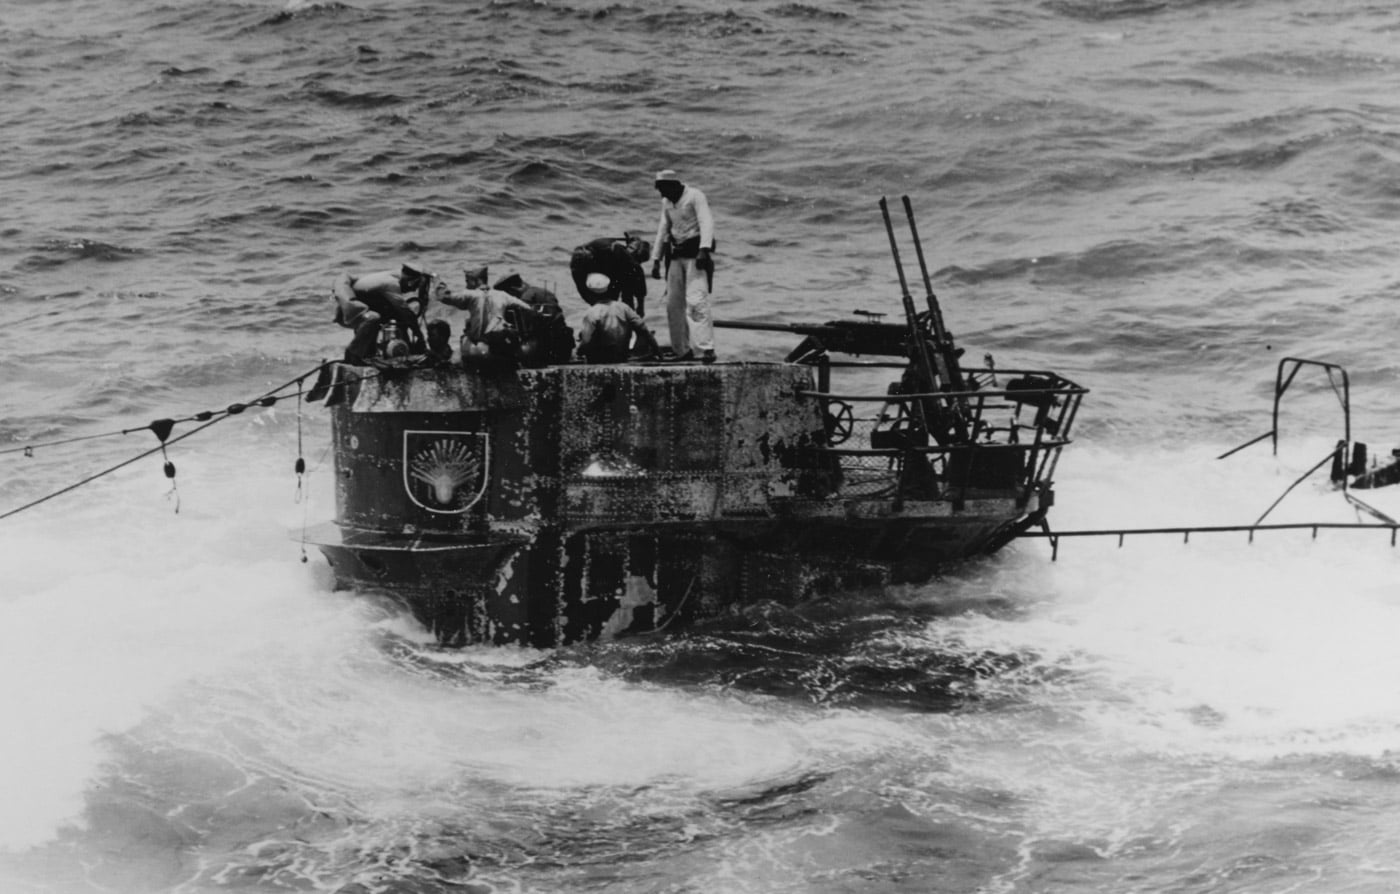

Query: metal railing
(1218, 356), (1351, 465)
(792, 362), (1087, 505)
(1219, 356), (1362, 524)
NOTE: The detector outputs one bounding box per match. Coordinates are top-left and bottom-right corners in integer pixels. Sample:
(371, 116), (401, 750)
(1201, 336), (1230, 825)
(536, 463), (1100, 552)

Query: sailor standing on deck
(649, 170), (716, 363)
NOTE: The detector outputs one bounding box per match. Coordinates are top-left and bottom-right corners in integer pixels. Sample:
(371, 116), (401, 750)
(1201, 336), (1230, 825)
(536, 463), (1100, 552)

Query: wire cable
(1, 361), (341, 523)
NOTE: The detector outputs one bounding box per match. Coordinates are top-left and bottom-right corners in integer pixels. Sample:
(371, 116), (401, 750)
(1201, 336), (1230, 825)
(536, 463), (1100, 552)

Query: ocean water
(4, 0), (1400, 891)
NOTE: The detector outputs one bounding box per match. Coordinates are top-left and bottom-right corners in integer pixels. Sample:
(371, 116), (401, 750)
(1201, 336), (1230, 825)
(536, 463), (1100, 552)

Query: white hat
(654, 169), (680, 182)
(585, 273), (611, 293)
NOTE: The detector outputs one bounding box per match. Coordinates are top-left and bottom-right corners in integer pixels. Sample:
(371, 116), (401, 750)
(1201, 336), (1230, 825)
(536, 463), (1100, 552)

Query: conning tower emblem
(403, 431), (488, 514)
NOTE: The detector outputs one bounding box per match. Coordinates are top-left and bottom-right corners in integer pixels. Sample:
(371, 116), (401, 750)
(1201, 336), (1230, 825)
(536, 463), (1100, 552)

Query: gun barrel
(715, 318), (913, 354)
(713, 320), (811, 333)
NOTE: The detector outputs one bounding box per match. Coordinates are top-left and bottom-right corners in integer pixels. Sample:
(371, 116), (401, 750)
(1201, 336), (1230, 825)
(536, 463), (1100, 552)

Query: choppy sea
(5, 1), (1400, 891)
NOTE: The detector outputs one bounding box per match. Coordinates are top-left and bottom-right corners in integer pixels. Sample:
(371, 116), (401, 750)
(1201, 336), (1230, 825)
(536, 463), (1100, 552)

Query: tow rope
(0, 361), (358, 523)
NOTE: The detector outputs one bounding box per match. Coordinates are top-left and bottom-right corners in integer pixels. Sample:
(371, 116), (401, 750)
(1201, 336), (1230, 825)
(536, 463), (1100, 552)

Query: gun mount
(302, 196), (1087, 648)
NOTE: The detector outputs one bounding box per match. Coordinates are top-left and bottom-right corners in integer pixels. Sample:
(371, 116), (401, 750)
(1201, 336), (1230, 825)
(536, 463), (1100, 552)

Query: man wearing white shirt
(649, 169), (716, 363)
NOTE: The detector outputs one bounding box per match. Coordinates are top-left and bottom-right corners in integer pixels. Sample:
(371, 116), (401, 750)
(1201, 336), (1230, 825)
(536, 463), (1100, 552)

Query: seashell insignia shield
(403, 430), (489, 514)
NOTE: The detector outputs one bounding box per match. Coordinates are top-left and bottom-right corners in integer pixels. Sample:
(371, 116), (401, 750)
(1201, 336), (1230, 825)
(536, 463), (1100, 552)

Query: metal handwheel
(825, 400), (855, 445)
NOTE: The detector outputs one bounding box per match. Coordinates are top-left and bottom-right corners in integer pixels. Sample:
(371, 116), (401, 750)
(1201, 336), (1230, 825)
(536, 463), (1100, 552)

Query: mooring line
(1, 361), (337, 523)
(0, 415), (225, 522)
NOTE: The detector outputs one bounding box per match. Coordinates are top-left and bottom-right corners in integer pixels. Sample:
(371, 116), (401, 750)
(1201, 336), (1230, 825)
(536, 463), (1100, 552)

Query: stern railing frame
(793, 358), (1086, 507)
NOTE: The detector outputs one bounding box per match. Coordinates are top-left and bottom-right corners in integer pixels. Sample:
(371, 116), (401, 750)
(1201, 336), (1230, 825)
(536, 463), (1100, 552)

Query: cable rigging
(0, 360), (350, 523)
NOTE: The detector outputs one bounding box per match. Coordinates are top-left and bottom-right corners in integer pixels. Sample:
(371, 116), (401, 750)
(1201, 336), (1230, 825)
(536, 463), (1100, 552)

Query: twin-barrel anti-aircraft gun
(306, 201), (1400, 649)
(10, 197), (1391, 647)
(303, 197), (1087, 647)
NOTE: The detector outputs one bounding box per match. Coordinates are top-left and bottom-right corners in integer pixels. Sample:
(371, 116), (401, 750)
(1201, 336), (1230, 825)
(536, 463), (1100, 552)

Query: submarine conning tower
(305, 353), (1081, 648)
(307, 360), (836, 647)
(325, 361), (830, 531)
(301, 198), (1085, 648)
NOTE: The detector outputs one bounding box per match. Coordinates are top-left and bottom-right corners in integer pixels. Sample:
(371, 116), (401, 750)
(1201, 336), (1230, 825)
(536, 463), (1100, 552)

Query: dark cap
(463, 266), (489, 289)
(623, 233), (651, 262)
(493, 273), (524, 294)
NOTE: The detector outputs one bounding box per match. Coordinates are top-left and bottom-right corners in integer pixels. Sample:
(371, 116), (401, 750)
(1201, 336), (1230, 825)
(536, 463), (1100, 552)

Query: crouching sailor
(569, 233), (651, 311)
(494, 272), (575, 365)
(577, 275), (660, 363)
(330, 265), (430, 363)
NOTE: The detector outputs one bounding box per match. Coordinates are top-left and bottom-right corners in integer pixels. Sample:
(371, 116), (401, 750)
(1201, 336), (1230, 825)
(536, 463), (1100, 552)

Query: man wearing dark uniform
(568, 234), (651, 310)
(493, 273), (560, 312)
(493, 273), (573, 366)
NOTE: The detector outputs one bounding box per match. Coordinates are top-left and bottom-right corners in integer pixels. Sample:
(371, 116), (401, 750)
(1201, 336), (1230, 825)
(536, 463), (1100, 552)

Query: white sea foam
(8, 0), (1400, 889)
(925, 436), (1400, 763)
(0, 458), (345, 851)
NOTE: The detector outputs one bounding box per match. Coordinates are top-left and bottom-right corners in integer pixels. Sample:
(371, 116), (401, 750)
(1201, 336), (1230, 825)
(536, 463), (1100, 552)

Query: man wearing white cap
(577, 273), (660, 363)
(649, 169), (716, 363)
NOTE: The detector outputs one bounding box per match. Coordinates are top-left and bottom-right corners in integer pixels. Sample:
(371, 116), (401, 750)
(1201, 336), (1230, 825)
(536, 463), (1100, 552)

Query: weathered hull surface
(306, 361), (1047, 647)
